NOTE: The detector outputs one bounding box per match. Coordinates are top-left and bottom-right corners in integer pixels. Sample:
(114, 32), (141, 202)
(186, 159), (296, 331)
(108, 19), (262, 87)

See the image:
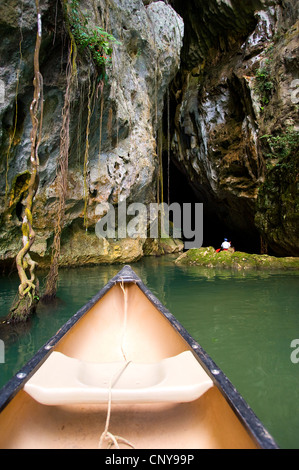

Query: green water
(0, 255), (299, 449)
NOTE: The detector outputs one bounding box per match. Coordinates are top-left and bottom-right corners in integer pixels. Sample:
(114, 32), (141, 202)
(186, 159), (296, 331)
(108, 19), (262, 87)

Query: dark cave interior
(162, 155), (263, 254)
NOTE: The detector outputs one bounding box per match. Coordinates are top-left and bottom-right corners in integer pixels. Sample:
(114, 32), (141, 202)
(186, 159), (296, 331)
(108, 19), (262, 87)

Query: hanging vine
(42, 2), (78, 302)
(167, 86), (170, 206)
(5, 72), (20, 208)
(4, 6), (24, 209)
(83, 71), (97, 230)
(97, 2), (111, 166)
(97, 78), (105, 162)
(43, 0), (120, 299)
(8, 0), (43, 323)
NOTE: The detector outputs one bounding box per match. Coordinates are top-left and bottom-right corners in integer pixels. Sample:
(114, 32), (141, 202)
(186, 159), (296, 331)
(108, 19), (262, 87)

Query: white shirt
(221, 241), (231, 249)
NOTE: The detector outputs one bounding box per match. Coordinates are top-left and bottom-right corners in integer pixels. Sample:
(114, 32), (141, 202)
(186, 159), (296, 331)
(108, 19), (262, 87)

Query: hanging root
(97, 79), (104, 164)
(8, 211), (40, 323)
(83, 72), (96, 230)
(9, 286), (39, 323)
(8, 0), (43, 323)
(42, 38), (77, 302)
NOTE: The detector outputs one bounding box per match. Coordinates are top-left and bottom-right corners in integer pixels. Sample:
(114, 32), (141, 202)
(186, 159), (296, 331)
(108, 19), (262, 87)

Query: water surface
(0, 255), (298, 449)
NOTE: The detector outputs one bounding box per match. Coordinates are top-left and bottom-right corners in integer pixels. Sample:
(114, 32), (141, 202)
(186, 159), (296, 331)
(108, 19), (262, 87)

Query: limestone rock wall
(0, 0), (298, 269)
(0, 0), (183, 267)
(170, 0), (299, 255)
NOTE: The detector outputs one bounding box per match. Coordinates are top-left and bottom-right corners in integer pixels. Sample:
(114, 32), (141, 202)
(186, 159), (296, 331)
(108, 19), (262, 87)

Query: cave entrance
(162, 155), (261, 254)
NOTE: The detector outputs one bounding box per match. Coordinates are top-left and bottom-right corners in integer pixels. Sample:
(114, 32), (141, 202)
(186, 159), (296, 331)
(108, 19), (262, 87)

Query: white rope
(98, 280), (135, 449)
(98, 361), (134, 449)
(120, 281), (128, 362)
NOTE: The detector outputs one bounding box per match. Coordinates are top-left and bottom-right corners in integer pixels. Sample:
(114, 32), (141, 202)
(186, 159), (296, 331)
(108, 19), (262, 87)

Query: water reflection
(0, 255), (299, 448)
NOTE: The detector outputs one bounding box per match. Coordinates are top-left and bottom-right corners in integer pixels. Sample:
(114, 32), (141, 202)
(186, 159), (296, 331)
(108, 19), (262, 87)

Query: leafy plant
(66, 0), (121, 71)
(261, 127), (299, 169)
(255, 61), (274, 106)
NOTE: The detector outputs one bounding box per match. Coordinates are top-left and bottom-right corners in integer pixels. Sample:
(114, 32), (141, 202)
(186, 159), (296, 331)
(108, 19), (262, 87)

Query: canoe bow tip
(114, 265), (140, 284)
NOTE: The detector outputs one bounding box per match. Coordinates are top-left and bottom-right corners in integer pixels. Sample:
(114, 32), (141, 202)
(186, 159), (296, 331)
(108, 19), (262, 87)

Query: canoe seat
(24, 351), (214, 406)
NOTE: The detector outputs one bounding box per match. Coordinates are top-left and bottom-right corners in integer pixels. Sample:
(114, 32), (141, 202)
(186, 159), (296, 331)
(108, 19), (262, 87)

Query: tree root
(8, 289), (39, 324)
(8, 0), (43, 323)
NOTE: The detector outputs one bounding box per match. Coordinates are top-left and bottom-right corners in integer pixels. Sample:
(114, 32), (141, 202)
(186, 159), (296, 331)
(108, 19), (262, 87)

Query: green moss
(255, 136), (299, 255)
(261, 127), (299, 170)
(255, 61), (274, 107)
(175, 247), (299, 270)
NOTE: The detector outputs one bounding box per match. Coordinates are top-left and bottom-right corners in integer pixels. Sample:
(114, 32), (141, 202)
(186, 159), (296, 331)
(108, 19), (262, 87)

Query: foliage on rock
(66, 0), (121, 75)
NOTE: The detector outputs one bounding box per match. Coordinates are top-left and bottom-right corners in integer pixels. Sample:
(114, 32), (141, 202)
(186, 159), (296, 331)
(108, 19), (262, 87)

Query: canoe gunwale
(134, 270), (279, 450)
(0, 265), (279, 449)
(0, 266), (141, 413)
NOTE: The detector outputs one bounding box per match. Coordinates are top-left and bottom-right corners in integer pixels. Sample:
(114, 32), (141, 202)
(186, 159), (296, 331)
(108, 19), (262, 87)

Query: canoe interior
(0, 279), (266, 449)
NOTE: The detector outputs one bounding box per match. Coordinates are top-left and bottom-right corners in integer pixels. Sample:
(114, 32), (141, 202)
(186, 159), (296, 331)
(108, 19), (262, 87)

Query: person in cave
(216, 238), (233, 252)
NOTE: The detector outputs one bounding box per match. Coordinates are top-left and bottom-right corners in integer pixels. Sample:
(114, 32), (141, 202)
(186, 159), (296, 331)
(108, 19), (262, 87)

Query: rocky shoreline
(175, 246), (299, 270)
(0, 233), (184, 272)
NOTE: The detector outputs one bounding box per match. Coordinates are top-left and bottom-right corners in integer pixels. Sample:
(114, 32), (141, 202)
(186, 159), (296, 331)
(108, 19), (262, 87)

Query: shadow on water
(37, 296), (66, 313)
(0, 320), (32, 348)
